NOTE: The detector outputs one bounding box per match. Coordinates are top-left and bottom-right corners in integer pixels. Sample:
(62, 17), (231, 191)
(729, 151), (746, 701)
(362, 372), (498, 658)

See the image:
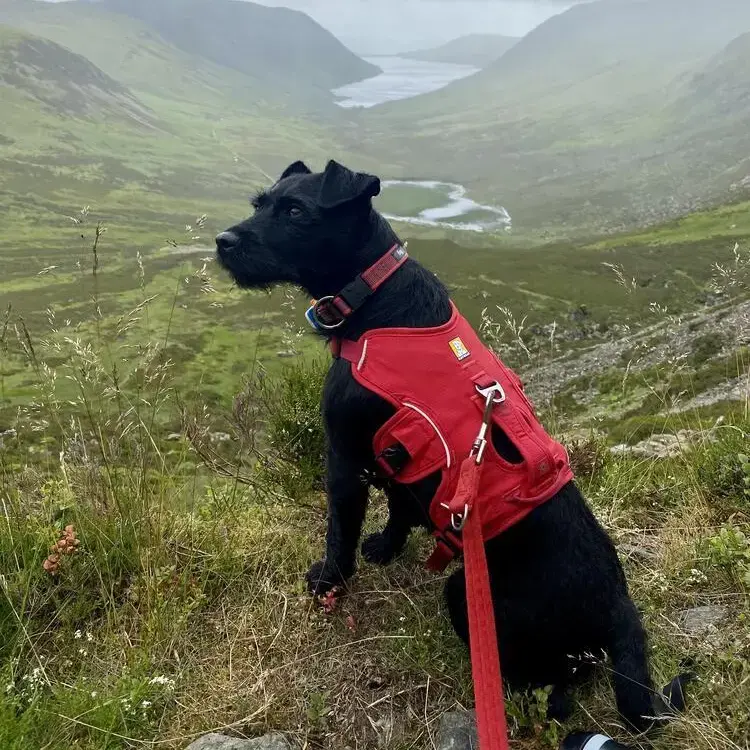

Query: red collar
(306, 244), (408, 332)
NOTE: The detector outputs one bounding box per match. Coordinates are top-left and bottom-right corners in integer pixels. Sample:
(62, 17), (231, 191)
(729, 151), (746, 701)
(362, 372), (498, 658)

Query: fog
(44, 0), (578, 54)
(247, 0), (578, 54)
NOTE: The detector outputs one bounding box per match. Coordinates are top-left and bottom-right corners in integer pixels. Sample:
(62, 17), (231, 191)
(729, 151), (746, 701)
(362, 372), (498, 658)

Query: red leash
(449, 393), (510, 750)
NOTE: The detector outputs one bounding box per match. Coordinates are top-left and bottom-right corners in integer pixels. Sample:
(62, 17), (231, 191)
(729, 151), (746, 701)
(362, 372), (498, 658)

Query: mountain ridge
(0, 23), (154, 124)
(358, 0), (750, 233)
(403, 33), (519, 68)
(94, 0), (380, 93)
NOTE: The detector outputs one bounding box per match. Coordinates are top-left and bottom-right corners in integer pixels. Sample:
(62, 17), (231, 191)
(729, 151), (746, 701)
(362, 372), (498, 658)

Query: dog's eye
(287, 206), (303, 219)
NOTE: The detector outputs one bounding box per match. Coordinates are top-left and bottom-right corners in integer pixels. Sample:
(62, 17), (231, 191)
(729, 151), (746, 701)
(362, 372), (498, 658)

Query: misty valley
(0, 1), (749, 749)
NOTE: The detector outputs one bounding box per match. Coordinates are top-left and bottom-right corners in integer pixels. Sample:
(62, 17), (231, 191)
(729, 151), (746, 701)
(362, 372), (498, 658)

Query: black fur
(216, 160), (684, 732)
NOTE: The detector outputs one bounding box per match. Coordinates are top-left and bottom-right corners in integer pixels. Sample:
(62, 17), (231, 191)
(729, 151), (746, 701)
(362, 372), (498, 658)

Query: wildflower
(149, 675), (176, 690)
(686, 568), (708, 585)
(74, 630), (82, 640)
(319, 587), (343, 615)
(43, 524), (80, 575)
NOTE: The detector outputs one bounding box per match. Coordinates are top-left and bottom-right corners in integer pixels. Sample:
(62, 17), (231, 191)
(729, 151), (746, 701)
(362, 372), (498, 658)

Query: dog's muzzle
(215, 231), (239, 256)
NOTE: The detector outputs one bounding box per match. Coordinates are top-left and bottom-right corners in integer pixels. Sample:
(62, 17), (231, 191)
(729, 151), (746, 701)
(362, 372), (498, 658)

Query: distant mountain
(361, 0), (750, 234)
(0, 0), (379, 109)
(669, 32), (750, 192)
(96, 0), (379, 92)
(0, 0), (379, 249)
(0, 23), (152, 124)
(403, 34), (518, 68)
(678, 31), (750, 118)
(0, 0), (263, 108)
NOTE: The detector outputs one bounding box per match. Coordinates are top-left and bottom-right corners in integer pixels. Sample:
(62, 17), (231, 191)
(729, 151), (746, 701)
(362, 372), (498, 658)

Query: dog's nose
(215, 231), (238, 252)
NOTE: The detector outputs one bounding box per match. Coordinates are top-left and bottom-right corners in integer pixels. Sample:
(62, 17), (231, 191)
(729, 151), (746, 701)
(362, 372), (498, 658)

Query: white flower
(86, 632), (94, 642)
(141, 700), (152, 708)
(149, 675), (175, 689)
(74, 630), (83, 640)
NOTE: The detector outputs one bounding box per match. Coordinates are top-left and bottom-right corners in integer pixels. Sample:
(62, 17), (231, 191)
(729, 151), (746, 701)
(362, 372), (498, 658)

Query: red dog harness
(334, 303), (573, 566)
(316, 246), (574, 750)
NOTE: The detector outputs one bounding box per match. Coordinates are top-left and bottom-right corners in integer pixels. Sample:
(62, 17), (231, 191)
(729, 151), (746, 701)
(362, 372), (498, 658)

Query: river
(333, 59), (511, 232)
(333, 55), (478, 109)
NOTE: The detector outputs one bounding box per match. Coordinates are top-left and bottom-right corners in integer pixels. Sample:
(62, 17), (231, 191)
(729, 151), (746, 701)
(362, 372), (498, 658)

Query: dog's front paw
(305, 560), (346, 596)
(361, 532), (398, 566)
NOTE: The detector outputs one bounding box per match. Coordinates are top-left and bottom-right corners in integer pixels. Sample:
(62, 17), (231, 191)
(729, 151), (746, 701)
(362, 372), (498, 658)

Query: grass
(1, 326), (748, 748)
(0, 206), (748, 749)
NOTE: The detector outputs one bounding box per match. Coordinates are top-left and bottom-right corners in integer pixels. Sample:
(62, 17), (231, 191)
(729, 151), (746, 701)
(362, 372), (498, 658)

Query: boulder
(681, 605), (728, 635)
(436, 710), (477, 750)
(185, 733), (291, 750)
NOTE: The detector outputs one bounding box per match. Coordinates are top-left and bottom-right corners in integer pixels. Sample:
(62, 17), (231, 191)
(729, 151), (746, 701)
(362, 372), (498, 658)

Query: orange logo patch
(449, 337), (470, 361)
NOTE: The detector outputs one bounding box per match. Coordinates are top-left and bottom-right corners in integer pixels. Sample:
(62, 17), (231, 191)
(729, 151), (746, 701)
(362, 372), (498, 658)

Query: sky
(241, 0), (577, 54)
(45, 0), (577, 55)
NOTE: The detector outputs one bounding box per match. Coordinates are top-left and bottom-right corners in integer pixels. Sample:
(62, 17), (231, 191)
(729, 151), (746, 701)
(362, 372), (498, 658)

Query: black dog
(216, 160), (678, 730)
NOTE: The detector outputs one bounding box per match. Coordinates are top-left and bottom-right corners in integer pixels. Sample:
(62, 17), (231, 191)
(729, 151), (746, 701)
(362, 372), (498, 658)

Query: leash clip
(470, 385), (504, 464)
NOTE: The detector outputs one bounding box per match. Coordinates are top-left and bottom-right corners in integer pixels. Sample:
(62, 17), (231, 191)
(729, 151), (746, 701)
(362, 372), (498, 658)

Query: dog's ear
(279, 161), (312, 180)
(317, 160), (381, 211)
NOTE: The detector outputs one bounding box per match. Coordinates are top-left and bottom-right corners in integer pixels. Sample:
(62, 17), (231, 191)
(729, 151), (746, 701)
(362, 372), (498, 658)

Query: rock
(185, 734), (291, 750)
(671, 377), (749, 413)
(437, 710), (477, 750)
(681, 605), (728, 635)
(618, 542), (659, 563)
(0, 428), (17, 449)
(610, 428), (720, 459)
(166, 433), (182, 441)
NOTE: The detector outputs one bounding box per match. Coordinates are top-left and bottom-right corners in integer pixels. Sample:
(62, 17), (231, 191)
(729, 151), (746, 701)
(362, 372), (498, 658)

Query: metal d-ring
(451, 504), (469, 531)
(311, 296), (346, 330)
(475, 381), (506, 404)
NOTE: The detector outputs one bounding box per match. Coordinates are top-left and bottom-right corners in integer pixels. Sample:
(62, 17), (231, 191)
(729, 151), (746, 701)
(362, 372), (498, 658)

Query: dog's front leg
(306, 442), (369, 596)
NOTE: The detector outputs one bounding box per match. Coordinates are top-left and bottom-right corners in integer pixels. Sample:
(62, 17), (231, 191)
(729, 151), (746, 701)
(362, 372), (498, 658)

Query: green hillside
(0, 24), (152, 123)
(676, 31), (750, 118)
(403, 33), (518, 68)
(0, 3), (382, 398)
(360, 0), (750, 235)
(0, 0), (384, 230)
(98, 0), (379, 92)
(0, 0), (361, 110)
